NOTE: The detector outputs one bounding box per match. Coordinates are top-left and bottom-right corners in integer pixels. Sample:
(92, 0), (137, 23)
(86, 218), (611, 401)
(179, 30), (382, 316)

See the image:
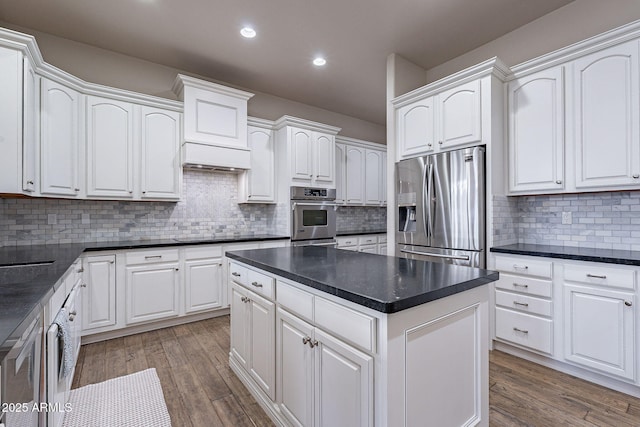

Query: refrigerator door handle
(422, 162), (430, 239)
(400, 249), (470, 261)
(427, 162), (434, 239)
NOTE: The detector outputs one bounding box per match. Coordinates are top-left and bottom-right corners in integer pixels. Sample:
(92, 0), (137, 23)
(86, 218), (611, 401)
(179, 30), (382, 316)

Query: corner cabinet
(239, 118), (276, 203)
(274, 116), (341, 189)
(507, 67), (565, 193)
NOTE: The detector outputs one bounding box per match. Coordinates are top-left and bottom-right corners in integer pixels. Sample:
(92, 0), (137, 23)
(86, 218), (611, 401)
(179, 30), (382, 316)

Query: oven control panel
(290, 186), (336, 201)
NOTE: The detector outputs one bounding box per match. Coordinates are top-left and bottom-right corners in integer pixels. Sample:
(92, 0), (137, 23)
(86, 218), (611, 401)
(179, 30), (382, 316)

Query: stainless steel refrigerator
(396, 146), (485, 268)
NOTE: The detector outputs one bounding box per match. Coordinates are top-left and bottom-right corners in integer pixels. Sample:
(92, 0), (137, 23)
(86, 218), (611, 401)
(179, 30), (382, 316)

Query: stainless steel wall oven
(290, 186), (337, 246)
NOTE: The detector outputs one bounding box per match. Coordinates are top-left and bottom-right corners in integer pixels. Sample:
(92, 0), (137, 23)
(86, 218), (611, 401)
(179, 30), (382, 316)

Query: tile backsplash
(493, 191), (640, 251)
(0, 170), (386, 247)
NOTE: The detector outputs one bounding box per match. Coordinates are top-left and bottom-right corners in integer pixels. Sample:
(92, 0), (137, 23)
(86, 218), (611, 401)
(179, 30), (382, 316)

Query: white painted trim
(273, 115), (342, 134)
(247, 116), (276, 129)
(335, 135), (387, 150)
(391, 57), (510, 108)
(172, 73), (254, 101)
(509, 18), (640, 79)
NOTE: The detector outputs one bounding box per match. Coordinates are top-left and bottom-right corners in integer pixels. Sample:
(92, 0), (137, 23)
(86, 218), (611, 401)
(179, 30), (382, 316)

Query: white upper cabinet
(365, 149), (383, 205)
(173, 74), (254, 170)
(275, 116), (341, 189)
(438, 79), (482, 149)
(86, 96), (135, 198)
(140, 106), (181, 200)
(335, 143), (347, 204)
(508, 67), (565, 193)
(40, 78), (82, 197)
(346, 145), (365, 205)
(571, 41), (640, 189)
(239, 120), (276, 203)
(396, 97), (436, 158)
(22, 56), (38, 194)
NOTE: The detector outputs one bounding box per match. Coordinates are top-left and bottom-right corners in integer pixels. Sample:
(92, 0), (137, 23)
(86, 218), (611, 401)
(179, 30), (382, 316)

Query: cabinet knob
(110, 260), (115, 264)
(625, 301), (633, 307)
(81, 283), (87, 288)
(77, 267), (84, 273)
(129, 190), (133, 194)
(74, 188), (80, 192)
(633, 174), (640, 179)
(302, 336), (311, 345)
(438, 141), (443, 145)
(555, 180), (562, 184)
(427, 143), (432, 148)
(175, 268), (179, 271)
(26, 180), (34, 185)
(142, 191), (147, 194)
(232, 272), (241, 277)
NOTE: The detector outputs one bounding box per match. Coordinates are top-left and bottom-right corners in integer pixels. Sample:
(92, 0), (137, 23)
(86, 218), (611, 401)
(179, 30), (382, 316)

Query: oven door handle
(292, 202), (338, 211)
(311, 242), (338, 247)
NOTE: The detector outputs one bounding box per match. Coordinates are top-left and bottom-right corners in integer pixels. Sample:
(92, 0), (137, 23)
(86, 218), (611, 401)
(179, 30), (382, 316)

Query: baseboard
(81, 309), (229, 344)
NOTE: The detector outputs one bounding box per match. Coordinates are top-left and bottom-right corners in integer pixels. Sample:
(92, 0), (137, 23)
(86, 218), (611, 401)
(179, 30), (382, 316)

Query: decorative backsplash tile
(492, 195), (519, 246)
(493, 191), (640, 250)
(336, 206), (387, 232)
(0, 170), (383, 247)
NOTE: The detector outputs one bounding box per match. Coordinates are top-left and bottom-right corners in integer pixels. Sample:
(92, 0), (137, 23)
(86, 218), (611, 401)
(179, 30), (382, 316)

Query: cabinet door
(82, 255), (116, 332)
(438, 79), (482, 149)
(345, 146), (365, 205)
(572, 41), (640, 188)
(564, 284), (635, 380)
(381, 151), (387, 206)
(278, 308), (314, 427)
(184, 258), (223, 314)
(508, 67), (565, 193)
(314, 132), (335, 186)
(364, 149), (382, 205)
(86, 96), (134, 198)
(246, 126), (275, 202)
(249, 291), (276, 400)
(315, 328), (373, 427)
(140, 107), (181, 200)
(40, 79), (81, 196)
(335, 143), (346, 204)
(22, 57), (38, 193)
(290, 127), (314, 184)
(396, 97), (436, 158)
(125, 263), (180, 324)
(230, 283), (250, 369)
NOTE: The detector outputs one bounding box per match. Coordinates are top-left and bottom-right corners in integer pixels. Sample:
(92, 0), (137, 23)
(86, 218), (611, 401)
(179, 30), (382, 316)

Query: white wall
(425, 0), (640, 83)
(1, 23), (386, 144)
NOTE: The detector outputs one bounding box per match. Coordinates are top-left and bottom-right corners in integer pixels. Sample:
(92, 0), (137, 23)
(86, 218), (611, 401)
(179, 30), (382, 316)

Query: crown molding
(274, 115), (341, 134)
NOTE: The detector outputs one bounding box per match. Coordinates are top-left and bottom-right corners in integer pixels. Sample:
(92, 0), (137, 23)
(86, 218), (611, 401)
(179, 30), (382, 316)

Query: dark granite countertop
(0, 234), (288, 353)
(226, 246), (498, 313)
(336, 229), (387, 237)
(490, 244), (640, 266)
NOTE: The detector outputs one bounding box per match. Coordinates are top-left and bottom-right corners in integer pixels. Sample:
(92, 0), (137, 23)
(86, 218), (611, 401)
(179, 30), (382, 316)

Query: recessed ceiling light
(313, 57), (327, 67)
(240, 27), (256, 38)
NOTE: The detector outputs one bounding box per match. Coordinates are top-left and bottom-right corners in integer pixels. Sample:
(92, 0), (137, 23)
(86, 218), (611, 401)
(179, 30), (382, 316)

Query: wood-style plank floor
(73, 316), (640, 426)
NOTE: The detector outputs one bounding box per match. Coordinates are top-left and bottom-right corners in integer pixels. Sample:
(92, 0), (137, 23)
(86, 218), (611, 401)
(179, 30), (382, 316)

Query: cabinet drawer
(358, 235), (378, 245)
(564, 263), (635, 290)
(495, 255), (552, 279)
(495, 289), (552, 317)
(495, 307), (552, 354)
(184, 245), (223, 259)
(336, 237), (357, 247)
(247, 268), (274, 300)
(229, 262), (248, 286)
(378, 235), (388, 244)
(277, 280), (314, 321)
(126, 249), (179, 265)
(495, 273), (552, 298)
(314, 297), (376, 352)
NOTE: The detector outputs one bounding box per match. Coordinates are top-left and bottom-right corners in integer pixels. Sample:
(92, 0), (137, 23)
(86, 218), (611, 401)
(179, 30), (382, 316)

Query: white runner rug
(62, 368), (172, 427)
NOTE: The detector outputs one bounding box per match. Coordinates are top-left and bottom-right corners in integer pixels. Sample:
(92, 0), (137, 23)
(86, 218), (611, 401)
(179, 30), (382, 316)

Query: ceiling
(0, 0), (573, 125)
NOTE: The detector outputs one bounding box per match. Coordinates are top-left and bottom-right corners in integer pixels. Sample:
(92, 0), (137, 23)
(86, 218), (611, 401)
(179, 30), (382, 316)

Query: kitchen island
(226, 246), (499, 427)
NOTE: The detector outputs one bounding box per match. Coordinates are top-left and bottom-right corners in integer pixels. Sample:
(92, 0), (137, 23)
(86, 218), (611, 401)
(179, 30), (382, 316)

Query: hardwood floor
(73, 316), (640, 427)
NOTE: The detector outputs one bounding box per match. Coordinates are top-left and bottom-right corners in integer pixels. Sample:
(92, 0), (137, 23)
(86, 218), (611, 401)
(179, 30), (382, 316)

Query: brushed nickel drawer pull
(302, 336), (311, 345)
(513, 327), (529, 334)
(309, 339), (319, 348)
(586, 273), (607, 279)
(512, 283), (528, 288)
(513, 301), (529, 307)
(231, 272), (241, 277)
(251, 281), (263, 288)
(145, 255), (162, 260)
(512, 264), (528, 270)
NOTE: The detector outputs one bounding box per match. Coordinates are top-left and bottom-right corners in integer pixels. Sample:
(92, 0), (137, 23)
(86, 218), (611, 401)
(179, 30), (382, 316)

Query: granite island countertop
(0, 234), (289, 352)
(226, 246), (499, 313)
(490, 243), (640, 266)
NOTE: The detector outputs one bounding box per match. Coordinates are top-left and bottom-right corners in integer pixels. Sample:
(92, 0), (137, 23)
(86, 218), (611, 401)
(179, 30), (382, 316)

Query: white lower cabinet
(336, 234), (387, 254)
(125, 261), (180, 324)
(184, 246), (224, 314)
(277, 308), (373, 427)
(82, 254), (117, 331)
(230, 282), (276, 399)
